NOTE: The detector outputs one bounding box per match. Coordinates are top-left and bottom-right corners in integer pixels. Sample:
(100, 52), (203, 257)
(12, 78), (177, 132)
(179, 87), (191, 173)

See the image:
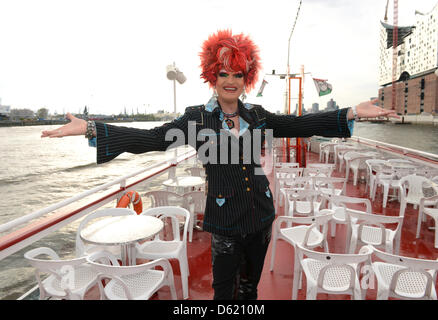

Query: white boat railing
(0, 148), (197, 261)
(350, 136), (438, 166)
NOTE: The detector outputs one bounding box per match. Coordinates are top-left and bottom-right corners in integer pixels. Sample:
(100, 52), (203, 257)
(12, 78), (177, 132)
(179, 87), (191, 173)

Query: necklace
(222, 110), (239, 117)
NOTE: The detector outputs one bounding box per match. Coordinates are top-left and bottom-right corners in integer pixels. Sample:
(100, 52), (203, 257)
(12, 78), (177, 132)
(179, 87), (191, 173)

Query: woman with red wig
(42, 29), (397, 300)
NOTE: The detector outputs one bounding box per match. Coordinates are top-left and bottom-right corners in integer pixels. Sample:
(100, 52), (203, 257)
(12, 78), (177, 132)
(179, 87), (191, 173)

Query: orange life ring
(116, 190), (143, 215)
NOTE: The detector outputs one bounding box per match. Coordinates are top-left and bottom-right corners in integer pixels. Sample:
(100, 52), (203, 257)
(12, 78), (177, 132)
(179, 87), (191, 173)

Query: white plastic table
(80, 215), (163, 266)
(162, 176), (205, 193)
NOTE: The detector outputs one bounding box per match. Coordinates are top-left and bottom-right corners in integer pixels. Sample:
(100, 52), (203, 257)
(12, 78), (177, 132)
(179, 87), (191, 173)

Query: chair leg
(179, 257), (190, 300)
(434, 218), (438, 249)
(292, 249), (300, 300)
(416, 210), (423, 239)
(269, 234), (278, 272)
(382, 185), (389, 208)
(399, 201), (407, 217)
(330, 220), (336, 237)
(353, 169), (358, 186)
(189, 212), (194, 243)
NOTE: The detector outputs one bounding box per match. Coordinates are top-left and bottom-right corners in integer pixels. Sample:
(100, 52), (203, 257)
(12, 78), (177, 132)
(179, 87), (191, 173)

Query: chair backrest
(312, 177), (347, 195)
(24, 247), (88, 297)
(279, 176), (313, 190)
(182, 191), (206, 214)
(303, 166), (333, 177)
(349, 154), (374, 169)
(324, 194), (372, 213)
(140, 206), (190, 243)
(281, 189), (322, 216)
(86, 251), (173, 300)
(399, 174), (434, 201)
(345, 209), (404, 246)
(143, 190), (182, 207)
(370, 245), (438, 299)
(76, 208), (137, 257)
(276, 167), (304, 180)
(365, 159), (387, 175)
(274, 162), (300, 169)
(296, 243), (372, 292)
(184, 167), (205, 177)
(336, 145), (359, 157)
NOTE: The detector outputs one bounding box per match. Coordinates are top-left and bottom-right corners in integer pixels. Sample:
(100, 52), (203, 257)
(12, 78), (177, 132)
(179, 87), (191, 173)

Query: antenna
(384, 0), (389, 22)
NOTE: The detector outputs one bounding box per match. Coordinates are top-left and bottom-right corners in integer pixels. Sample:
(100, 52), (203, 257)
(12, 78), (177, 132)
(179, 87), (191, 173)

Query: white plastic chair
(370, 245), (438, 300)
(347, 153), (374, 186)
(371, 167), (409, 208)
(303, 165), (334, 178)
(365, 159), (387, 197)
(323, 194), (372, 251)
(75, 208), (137, 259)
(274, 167), (304, 211)
(334, 144), (357, 172)
(269, 210), (334, 299)
(136, 206), (191, 299)
(24, 247), (99, 300)
(319, 142), (337, 163)
(143, 190), (182, 207)
(311, 176), (347, 197)
(296, 243), (372, 300)
(398, 174), (437, 217)
(416, 194), (438, 249)
(182, 191), (206, 242)
(281, 188), (323, 218)
(86, 251), (176, 300)
(346, 209), (404, 255)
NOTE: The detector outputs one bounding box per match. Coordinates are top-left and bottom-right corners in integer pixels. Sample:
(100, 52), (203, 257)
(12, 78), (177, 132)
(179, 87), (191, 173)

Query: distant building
(0, 104), (11, 120)
(378, 3), (438, 115)
(326, 99), (338, 111)
(311, 103), (319, 113)
(10, 109), (34, 120)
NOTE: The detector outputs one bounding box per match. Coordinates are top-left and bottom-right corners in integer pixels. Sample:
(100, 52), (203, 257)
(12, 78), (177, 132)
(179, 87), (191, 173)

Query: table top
(162, 176), (205, 188)
(385, 161), (417, 169)
(80, 215), (164, 246)
(344, 151), (379, 161)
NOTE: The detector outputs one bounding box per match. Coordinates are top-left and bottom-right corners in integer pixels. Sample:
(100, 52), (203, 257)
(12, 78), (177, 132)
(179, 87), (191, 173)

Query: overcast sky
(0, 0), (437, 115)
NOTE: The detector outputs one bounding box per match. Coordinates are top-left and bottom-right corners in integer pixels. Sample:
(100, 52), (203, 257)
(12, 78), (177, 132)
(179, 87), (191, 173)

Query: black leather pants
(211, 224), (272, 300)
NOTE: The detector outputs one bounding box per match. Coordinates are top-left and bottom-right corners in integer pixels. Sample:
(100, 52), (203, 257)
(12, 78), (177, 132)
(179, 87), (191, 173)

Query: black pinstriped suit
(94, 100), (352, 236)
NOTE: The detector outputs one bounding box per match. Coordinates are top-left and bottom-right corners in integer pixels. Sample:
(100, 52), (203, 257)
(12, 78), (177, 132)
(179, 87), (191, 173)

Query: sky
(0, 0), (437, 116)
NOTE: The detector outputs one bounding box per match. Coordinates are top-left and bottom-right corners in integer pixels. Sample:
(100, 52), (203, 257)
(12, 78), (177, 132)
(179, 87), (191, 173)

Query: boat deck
(82, 150), (438, 300)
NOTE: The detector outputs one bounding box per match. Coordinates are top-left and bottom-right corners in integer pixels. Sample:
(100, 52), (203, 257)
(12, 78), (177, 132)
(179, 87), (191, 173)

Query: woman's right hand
(41, 113), (88, 138)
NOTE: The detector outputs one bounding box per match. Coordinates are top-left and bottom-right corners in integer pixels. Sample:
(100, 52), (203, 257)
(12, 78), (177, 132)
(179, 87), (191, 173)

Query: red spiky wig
(199, 29), (261, 93)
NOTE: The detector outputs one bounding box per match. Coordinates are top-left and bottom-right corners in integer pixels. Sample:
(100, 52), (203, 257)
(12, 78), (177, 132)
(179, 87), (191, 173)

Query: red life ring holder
(116, 190), (143, 215)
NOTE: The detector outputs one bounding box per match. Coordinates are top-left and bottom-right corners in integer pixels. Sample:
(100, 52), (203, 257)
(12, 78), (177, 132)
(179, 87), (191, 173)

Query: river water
(0, 120), (437, 299)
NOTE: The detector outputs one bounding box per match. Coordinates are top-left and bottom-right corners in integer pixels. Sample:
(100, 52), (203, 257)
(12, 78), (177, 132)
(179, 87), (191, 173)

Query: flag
(313, 78), (332, 96)
(256, 79), (268, 97)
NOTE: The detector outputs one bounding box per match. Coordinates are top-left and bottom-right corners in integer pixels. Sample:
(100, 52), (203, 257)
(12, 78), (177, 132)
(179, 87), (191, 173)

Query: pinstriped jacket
(94, 99), (352, 236)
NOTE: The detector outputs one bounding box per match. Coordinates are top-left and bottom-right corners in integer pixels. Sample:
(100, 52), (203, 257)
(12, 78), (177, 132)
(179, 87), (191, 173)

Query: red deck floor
(84, 150), (438, 300)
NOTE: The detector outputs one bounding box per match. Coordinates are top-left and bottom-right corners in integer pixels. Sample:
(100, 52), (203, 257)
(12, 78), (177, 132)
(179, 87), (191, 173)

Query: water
(354, 121), (438, 155)
(0, 120), (437, 299)
(0, 121), (198, 299)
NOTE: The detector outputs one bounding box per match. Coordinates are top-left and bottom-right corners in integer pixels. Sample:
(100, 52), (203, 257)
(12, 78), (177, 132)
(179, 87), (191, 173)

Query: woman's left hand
(348, 98), (400, 120)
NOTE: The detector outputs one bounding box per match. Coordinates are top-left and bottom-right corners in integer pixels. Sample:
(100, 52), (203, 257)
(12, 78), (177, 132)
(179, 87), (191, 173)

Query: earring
(212, 87), (218, 98)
